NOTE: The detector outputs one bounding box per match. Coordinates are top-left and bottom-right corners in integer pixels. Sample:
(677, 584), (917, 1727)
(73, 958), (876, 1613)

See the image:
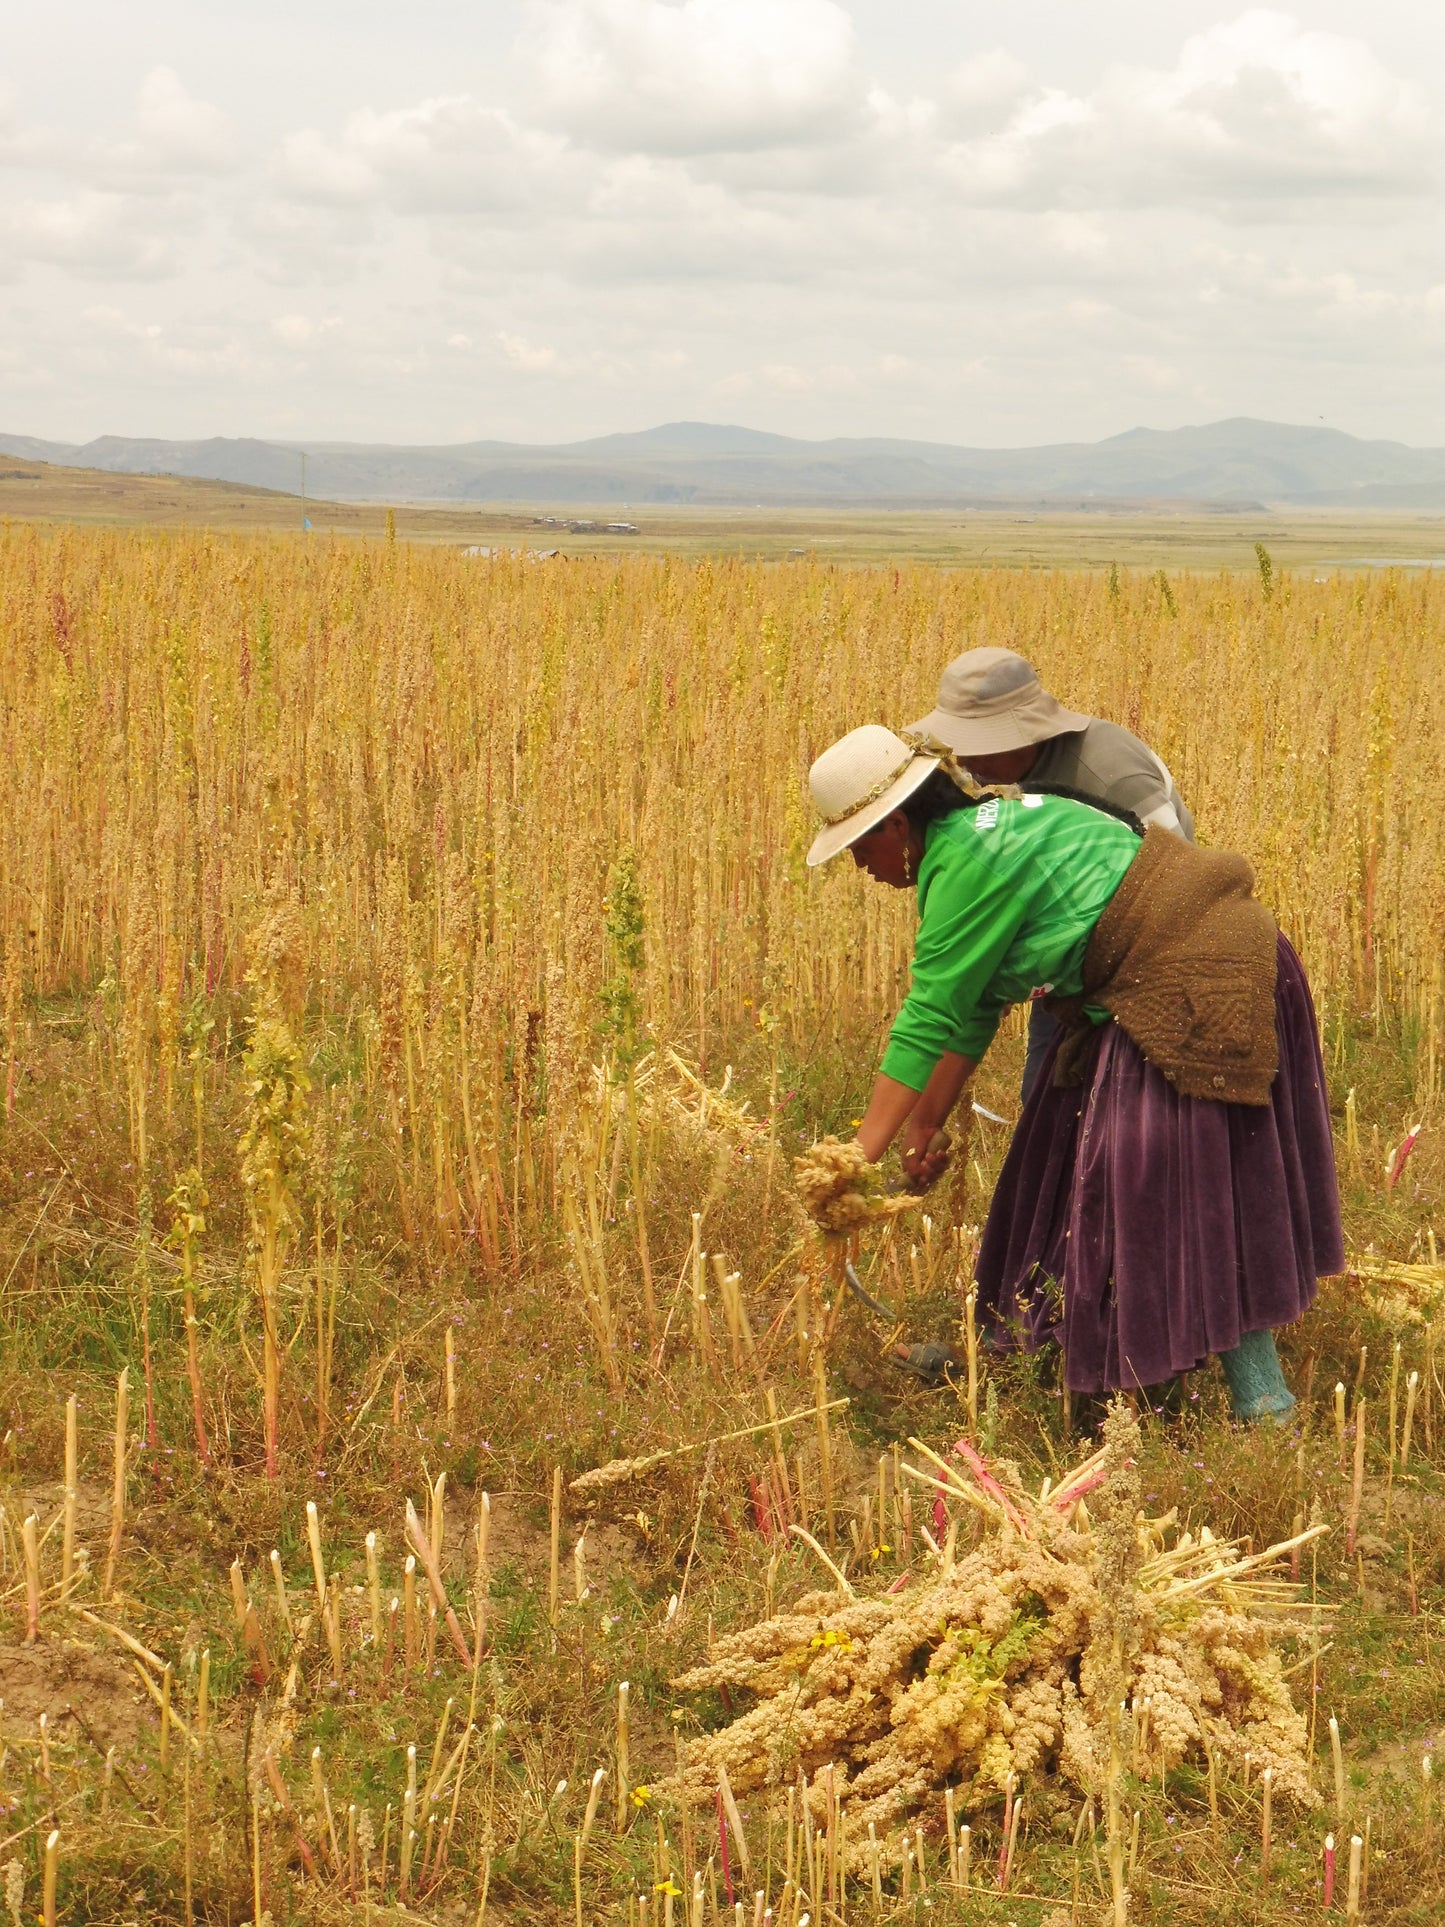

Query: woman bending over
(804, 724), (1342, 1420)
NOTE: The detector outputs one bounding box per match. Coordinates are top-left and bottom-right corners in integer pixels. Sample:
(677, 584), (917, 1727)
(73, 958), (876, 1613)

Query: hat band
(820, 751), (920, 825)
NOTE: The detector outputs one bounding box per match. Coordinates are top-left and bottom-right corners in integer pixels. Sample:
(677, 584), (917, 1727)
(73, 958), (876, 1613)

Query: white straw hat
(806, 725), (941, 867)
(907, 646), (1090, 755)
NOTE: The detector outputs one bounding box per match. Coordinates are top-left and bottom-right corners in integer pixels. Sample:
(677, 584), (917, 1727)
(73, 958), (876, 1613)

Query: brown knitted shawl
(1045, 826), (1279, 1105)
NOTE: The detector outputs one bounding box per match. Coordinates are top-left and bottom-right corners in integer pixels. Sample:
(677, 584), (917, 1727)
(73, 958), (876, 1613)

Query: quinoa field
(0, 522), (1442, 1924)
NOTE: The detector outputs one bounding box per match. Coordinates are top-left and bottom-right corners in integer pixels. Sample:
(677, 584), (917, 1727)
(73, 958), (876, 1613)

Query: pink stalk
(264, 1754), (318, 1878)
(1323, 1833), (1335, 1909)
(142, 1288), (161, 1491)
(183, 1292), (212, 1467)
(1386, 1126), (1422, 1190)
(952, 1440), (1030, 1533)
(750, 1476), (775, 1541)
(998, 1775), (1015, 1887)
(262, 1285), (280, 1482)
(716, 1789), (734, 1907)
(1053, 1465), (1110, 1511)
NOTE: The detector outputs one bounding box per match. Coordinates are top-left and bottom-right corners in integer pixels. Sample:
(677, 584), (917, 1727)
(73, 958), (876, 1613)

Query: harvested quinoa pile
(674, 1403), (1319, 1856)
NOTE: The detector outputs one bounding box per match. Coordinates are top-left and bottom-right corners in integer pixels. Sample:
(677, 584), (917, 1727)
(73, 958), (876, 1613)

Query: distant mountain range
(5, 418), (1445, 508)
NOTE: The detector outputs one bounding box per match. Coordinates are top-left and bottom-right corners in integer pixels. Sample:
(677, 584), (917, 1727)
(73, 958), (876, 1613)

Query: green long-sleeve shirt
(880, 794), (1141, 1091)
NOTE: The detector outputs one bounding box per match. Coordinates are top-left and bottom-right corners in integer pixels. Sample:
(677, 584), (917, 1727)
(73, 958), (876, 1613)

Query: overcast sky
(3, 2), (1443, 448)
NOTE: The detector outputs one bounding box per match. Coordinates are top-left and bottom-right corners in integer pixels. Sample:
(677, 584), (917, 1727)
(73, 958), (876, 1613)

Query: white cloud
(0, 70), (236, 186)
(497, 330), (562, 372)
(53, 70), (241, 187)
(134, 68), (237, 173)
(938, 11), (1435, 211)
(0, 5), (1442, 446)
(0, 88), (45, 168)
(278, 127), (379, 205)
(529, 0), (861, 153)
(1122, 354), (1184, 393)
(564, 154), (826, 280)
(0, 191), (186, 278)
(1108, 10), (1432, 195)
(278, 96), (564, 213)
(238, 198), (376, 285)
(494, 331), (623, 382)
(944, 51), (1031, 125)
(81, 303), (161, 339)
(270, 313), (341, 345)
(71, 304), (271, 384)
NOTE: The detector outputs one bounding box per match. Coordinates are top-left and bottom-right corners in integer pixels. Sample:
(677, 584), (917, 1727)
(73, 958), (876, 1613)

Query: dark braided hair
(896, 768), (972, 835)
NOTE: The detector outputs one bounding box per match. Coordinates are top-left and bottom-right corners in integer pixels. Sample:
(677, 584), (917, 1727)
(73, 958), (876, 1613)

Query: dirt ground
(0, 1640), (148, 1750)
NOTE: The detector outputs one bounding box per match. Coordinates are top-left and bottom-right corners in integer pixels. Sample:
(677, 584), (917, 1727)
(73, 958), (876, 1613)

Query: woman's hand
(901, 1120), (952, 1193)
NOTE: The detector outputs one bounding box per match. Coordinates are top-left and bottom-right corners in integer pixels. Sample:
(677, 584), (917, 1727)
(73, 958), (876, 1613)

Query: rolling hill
(5, 418), (1445, 508)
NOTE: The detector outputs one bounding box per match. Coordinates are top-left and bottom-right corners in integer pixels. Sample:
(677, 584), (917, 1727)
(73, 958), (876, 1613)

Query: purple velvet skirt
(975, 934), (1344, 1394)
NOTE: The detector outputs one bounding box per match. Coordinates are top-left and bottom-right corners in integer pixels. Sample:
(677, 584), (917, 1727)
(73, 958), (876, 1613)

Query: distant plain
(4, 450), (1444, 570)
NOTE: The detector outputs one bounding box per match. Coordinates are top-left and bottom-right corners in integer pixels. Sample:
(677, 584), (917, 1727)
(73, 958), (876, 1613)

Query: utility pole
(299, 450), (307, 525)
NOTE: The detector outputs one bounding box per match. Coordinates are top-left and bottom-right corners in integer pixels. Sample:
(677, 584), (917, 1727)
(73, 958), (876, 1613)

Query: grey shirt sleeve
(1027, 719), (1195, 841)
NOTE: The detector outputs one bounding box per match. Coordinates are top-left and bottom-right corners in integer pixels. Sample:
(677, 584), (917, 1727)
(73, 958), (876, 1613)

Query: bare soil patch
(0, 1638), (148, 1749)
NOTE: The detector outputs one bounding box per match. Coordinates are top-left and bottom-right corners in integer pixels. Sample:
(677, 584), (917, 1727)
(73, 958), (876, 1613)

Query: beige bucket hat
(806, 725), (940, 868)
(908, 646), (1090, 756)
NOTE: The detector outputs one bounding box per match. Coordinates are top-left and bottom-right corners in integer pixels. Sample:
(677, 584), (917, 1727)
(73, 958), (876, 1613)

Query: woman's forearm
(913, 1050), (974, 1132)
(855, 1051), (975, 1163)
(855, 1073), (923, 1162)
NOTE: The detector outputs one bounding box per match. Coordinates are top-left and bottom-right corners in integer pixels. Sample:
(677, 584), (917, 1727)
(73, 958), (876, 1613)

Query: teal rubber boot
(1218, 1327), (1295, 1422)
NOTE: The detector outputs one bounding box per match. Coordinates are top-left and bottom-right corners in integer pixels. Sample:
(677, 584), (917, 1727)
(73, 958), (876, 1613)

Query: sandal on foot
(892, 1341), (961, 1387)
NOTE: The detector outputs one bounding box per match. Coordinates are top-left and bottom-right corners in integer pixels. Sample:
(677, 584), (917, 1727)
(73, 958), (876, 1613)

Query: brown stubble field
(0, 504), (1442, 1923)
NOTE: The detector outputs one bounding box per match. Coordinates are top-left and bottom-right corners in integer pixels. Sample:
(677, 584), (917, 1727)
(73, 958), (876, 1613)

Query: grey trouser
(1021, 1002), (1062, 1104)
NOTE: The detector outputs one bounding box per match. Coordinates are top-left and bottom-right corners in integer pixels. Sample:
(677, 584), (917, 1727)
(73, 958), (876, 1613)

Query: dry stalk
(21, 1513), (39, 1643)
(61, 1395), (77, 1598)
(1347, 1400), (1366, 1556)
(616, 1682), (631, 1833)
(42, 1830), (58, 1927)
(570, 1399), (849, 1495)
(404, 1498), (474, 1666)
(549, 1466), (563, 1629)
(101, 1368), (129, 1602)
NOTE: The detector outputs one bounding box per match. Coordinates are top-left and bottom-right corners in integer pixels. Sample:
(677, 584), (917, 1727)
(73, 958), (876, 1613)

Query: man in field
(908, 645), (1195, 1099)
